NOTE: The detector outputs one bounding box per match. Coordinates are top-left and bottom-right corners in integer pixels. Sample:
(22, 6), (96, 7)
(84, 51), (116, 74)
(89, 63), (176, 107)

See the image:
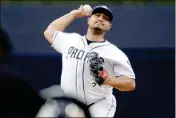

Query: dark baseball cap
(92, 5), (113, 22)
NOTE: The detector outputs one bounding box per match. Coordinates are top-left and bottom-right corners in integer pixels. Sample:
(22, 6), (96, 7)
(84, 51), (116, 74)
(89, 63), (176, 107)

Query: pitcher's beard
(93, 27), (104, 35)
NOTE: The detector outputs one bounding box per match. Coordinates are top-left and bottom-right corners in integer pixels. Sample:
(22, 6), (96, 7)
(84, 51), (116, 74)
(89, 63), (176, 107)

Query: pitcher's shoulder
(106, 42), (124, 53)
(105, 42), (129, 60)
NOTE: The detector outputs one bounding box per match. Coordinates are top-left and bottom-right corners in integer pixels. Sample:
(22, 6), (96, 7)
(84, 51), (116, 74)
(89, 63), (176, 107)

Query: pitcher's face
(88, 13), (112, 32)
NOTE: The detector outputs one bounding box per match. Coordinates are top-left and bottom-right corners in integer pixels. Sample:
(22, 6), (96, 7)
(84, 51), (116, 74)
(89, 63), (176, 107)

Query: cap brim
(92, 7), (113, 21)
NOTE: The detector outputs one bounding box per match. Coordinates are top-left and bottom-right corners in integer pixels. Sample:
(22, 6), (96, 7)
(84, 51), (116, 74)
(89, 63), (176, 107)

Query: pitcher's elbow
(44, 29), (54, 44)
(44, 29), (49, 38)
(129, 80), (136, 91)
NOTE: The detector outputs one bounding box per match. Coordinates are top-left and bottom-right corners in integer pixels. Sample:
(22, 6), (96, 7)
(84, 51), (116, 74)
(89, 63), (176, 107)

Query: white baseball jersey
(51, 30), (135, 117)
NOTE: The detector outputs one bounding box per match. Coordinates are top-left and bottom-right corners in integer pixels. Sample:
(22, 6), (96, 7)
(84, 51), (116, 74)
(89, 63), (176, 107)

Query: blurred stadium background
(1, 0), (174, 118)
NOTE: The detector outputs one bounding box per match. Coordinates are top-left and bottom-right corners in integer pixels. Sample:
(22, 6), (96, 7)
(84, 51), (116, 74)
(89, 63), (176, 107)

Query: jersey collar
(83, 36), (110, 47)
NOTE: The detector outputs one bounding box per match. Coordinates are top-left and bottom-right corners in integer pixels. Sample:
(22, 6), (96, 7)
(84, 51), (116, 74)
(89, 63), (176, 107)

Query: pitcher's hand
(71, 5), (92, 19)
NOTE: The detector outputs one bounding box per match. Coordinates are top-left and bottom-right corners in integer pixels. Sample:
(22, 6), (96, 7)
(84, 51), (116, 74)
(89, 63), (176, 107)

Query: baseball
(83, 4), (92, 15)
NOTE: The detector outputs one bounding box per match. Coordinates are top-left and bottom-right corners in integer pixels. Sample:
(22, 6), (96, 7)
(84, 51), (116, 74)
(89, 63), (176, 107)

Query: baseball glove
(88, 52), (108, 86)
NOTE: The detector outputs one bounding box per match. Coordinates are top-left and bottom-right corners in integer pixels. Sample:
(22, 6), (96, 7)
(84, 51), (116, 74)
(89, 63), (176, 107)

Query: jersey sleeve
(113, 50), (136, 79)
(51, 31), (79, 54)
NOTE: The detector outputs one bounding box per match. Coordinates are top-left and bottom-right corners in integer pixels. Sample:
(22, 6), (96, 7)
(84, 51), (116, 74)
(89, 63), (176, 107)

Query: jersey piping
(82, 43), (111, 105)
(106, 97), (115, 117)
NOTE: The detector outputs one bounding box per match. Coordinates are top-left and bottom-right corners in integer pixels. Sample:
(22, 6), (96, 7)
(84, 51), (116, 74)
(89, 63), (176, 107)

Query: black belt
(87, 98), (105, 108)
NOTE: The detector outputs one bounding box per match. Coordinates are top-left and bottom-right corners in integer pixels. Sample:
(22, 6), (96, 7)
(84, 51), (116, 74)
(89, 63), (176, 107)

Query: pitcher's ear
(87, 16), (91, 24)
(108, 23), (112, 30)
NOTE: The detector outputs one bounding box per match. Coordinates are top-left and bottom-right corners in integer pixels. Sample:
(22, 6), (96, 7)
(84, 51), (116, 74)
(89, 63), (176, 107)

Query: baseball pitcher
(44, 5), (136, 117)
